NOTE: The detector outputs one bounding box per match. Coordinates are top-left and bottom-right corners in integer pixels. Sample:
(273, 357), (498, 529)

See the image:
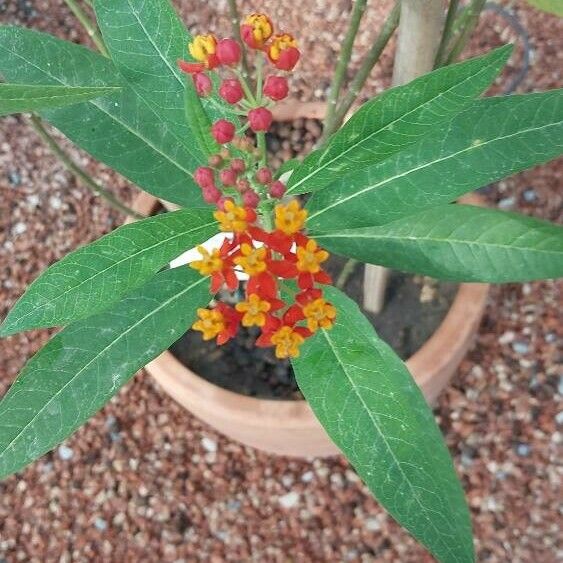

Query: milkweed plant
(0, 2), (561, 561)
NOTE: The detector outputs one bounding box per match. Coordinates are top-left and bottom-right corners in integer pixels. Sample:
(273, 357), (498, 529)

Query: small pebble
(278, 492), (300, 509)
(301, 471), (314, 483)
(365, 518), (381, 531)
(498, 196), (515, 209)
(516, 443), (531, 457)
(201, 436), (217, 453)
(512, 341), (530, 354)
(94, 517), (108, 531)
(555, 411), (563, 425)
(522, 187), (537, 202)
(57, 445), (74, 461)
(8, 170), (21, 186)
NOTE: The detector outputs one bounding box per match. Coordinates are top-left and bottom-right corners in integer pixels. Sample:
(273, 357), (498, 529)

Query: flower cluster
(180, 14), (336, 359)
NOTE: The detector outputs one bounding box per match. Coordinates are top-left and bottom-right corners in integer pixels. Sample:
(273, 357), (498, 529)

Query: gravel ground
(0, 1), (562, 561)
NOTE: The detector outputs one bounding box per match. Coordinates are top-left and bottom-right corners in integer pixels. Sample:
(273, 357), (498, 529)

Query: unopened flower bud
(192, 72), (213, 97)
(216, 38), (242, 66)
(219, 78), (244, 104)
(208, 154), (223, 168)
(189, 34), (219, 70)
(211, 119), (236, 144)
(236, 179), (251, 193)
(256, 167), (272, 184)
(248, 107), (273, 132)
(241, 13), (273, 49)
(202, 185), (221, 204)
(242, 189), (260, 208)
(230, 158), (246, 174)
(269, 180), (286, 198)
(263, 75), (289, 101)
(268, 34), (300, 71)
(220, 168), (237, 186)
(194, 166), (215, 188)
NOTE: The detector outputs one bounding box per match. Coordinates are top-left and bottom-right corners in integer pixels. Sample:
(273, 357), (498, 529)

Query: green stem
(63, 0), (108, 56)
(233, 68), (257, 105)
(444, 0), (486, 64)
(323, 0), (368, 138)
(257, 132), (267, 166)
(434, 0), (460, 67)
(29, 115), (144, 219)
(255, 54), (264, 104)
(336, 259), (359, 289)
(227, 0), (251, 80)
(319, 1), (400, 145)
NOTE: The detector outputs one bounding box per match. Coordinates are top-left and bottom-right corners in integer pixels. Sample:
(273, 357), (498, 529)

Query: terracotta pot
(127, 191), (489, 458)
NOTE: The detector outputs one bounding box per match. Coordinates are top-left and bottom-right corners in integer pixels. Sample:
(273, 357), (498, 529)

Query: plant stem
(227, 0), (251, 80)
(63, 0), (108, 56)
(323, 0), (368, 137)
(28, 115), (145, 219)
(257, 132), (267, 166)
(320, 1), (400, 145)
(444, 0), (487, 64)
(336, 259), (358, 289)
(233, 68), (257, 105)
(434, 0), (460, 67)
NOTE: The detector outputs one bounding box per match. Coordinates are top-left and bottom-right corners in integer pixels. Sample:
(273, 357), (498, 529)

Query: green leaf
(0, 26), (203, 206)
(0, 208), (218, 336)
(287, 46), (511, 195)
(292, 287), (473, 563)
(0, 83), (120, 116)
(307, 90), (563, 231)
(526, 0), (563, 16)
(313, 204), (563, 282)
(0, 267), (210, 480)
(184, 76), (219, 156)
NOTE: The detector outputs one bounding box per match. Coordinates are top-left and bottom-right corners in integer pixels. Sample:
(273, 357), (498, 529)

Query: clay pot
(127, 191), (489, 458)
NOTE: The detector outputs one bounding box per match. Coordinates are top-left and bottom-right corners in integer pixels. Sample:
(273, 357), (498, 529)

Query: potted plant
(0, 1), (561, 561)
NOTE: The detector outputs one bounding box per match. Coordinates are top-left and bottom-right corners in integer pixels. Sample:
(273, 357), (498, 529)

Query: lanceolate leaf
(0, 26), (202, 206)
(0, 209), (218, 336)
(292, 287), (473, 563)
(287, 45), (511, 195)
(307, 90), (563, 231)
(313, 205), (563, 282)
(94, 0), (237, 141)
(0, 267), (210, 481)
(184, 76), (219, 156)
(0, 83), (120, 116)
(526, 0), (563, 16)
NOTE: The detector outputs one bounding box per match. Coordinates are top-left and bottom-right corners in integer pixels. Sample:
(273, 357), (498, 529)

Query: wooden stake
(363, 0), (445, 313)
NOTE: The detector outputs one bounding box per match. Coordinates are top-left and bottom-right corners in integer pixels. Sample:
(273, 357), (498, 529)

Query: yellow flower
(242, 13), (273, 47)
(235, 294), (271, 327)
(270, 326), (305, 359)
(214, 200), (249, 233)
(303, 298), (336, 332)
(189, 246), (223, 275)
(274, 200), (307, 235)
(192, 308), (225, 340)
(189, 34), (217, 62)
(296, 239), (329, 274)
(268, 33), (298, 62)
(233, 243), (268, 276)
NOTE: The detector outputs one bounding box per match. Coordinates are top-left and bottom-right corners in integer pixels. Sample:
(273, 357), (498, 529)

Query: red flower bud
(263, 75), (289, 101)
(192, 72), (213, 97)
(219, 78), (244, 104)
(248, 107), (273, 132)
(220, 168), (237, 186)
(269, 180), (286, 198)
(208, 154), (223, 168)
(194, 166), (215, 188)
(202, 185), (221, 204)
(241, 13), (273, 49)
(268, 34), (300, 71)
(256, 167), (273, 184)
(230, 158), (246, 174)
(216, 38), (242, 66)
(242, 189), (260, 208)
(211, 119), (236, 144)
(236, 179), (251, 193)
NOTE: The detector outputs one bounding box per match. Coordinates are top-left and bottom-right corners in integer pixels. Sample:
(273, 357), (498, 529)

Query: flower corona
(179, 14), (336, 359)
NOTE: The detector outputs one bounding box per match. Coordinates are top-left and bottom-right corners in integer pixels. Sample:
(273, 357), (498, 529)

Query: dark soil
(171, 116), (457, 399)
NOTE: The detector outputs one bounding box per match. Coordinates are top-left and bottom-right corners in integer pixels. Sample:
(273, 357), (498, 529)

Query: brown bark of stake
(363, 0), (445, 313)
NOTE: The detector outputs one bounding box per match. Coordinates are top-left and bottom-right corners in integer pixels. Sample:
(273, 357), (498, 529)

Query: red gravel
(0, 1), (562, 561)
